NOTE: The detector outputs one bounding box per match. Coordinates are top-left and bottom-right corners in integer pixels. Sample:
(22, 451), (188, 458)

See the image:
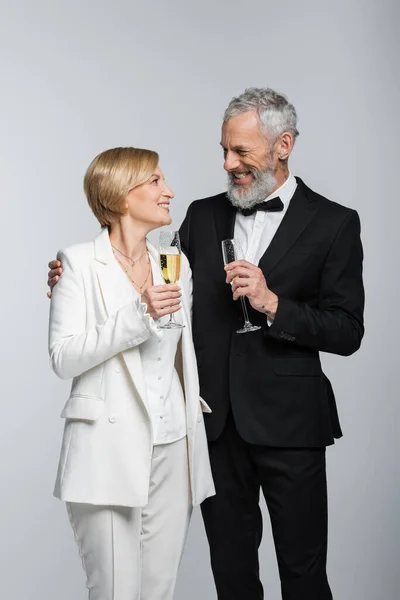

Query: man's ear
(276, 131), (294, 161)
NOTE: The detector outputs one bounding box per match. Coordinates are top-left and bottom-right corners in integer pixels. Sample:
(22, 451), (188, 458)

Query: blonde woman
(48, 147), (215, 600)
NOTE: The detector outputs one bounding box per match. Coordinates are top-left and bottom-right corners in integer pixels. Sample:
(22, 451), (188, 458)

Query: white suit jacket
(49, 227), (215, 507)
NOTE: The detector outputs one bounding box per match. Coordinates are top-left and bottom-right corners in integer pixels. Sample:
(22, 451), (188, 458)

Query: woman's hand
(141, 284), (182, 320)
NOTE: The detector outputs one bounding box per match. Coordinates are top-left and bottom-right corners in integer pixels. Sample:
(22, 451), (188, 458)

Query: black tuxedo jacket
(179, 177), (364, 447)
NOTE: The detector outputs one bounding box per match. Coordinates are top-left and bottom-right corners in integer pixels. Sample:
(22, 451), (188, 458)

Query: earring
(279, 153), (287, 160)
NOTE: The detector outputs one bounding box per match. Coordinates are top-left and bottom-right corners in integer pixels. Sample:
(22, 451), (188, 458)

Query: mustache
(228, 166), (260, 181)
(226, 165), (277, 209)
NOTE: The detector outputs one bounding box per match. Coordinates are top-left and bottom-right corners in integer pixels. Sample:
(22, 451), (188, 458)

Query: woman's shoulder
(56, 240), (95, 268)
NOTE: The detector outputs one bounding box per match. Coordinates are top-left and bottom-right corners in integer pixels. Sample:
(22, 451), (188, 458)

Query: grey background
(0, 0), (398, 598)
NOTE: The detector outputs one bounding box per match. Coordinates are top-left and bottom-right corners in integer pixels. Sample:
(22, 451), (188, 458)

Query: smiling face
(124, 166), (174, 229)
(221, 111), (278, 209)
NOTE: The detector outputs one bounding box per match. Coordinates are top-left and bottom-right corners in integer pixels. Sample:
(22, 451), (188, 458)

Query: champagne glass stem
(240, 296), (252, 326)
(221, 238), (260, 334)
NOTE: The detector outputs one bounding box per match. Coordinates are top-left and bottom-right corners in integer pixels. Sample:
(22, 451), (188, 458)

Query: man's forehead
(221, 116), (263, 148)
(223, 111), (258, 131)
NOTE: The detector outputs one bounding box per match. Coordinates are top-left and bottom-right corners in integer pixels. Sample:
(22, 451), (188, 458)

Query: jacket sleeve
(48, 249), (159, 380)
(267, 210), (365, 356)
(181, 251), (193, 321)
(179, 204), (191, 259)
(179, 206), (193, 321)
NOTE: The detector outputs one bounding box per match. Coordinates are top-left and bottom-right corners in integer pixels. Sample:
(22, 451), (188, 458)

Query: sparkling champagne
(160, 253), (181, 284)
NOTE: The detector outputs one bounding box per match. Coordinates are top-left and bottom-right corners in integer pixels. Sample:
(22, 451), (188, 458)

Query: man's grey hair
(223, 87), (299, 142)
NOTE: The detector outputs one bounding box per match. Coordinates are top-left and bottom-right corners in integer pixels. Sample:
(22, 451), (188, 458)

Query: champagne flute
(158, 230), (184, 330)
(222, 238), (261, 334)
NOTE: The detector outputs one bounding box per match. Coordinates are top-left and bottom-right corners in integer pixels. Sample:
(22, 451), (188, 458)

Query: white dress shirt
(234, 173), (297, 324)
(234, 172), (298, 266)
(130, 253), (187, 446)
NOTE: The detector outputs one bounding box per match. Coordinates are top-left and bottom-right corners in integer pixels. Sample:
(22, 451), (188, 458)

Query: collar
(263, 171), (297, 209)
(93, 227), (159, 265)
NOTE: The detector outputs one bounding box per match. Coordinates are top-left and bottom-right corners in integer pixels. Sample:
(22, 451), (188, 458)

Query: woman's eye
(151, 178), (159, 185)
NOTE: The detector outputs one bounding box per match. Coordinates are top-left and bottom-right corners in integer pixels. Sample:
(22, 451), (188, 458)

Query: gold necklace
(114, 252), (152, 294)
(111, 244), (147, 267)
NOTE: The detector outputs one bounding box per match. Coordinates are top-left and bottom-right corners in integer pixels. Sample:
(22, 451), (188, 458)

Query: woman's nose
(163, 184), (174, 199)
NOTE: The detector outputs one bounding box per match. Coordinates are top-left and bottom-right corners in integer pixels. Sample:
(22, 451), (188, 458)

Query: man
(48, 88), (364, 600)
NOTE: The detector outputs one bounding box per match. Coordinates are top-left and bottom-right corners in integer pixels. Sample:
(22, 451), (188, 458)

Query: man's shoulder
(299, 178), (358, 220)
(188, 191), (229, 212)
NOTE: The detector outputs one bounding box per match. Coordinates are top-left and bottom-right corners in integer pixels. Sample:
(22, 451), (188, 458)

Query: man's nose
(224, 151), (240, 172)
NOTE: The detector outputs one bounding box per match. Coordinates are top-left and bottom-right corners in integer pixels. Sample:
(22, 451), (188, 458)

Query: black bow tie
(238, 196), (284, 217)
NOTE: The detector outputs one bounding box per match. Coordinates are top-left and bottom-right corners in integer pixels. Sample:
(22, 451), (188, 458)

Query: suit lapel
(94, 228), (150, 414)
(213, 193), (237, 249)
(258, 178), (320, 277)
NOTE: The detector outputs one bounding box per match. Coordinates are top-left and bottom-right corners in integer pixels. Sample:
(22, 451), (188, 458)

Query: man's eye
(237, 150), (247, 156)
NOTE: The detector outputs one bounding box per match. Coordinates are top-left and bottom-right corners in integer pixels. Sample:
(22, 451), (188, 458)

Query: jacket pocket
(61, 395), (105, 421)
(70, 364), (105, 400)
(273, 357), (321, 377)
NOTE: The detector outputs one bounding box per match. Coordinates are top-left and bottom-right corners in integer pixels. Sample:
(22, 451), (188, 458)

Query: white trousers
(66, 436), (192, 600)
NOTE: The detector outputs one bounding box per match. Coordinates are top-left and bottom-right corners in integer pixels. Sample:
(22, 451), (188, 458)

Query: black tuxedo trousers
(201, 412), (332, 600)
(179, 178), (364, 600)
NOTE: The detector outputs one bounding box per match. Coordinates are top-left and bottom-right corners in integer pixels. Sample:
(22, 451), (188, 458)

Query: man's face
(221, 111), (277, 209)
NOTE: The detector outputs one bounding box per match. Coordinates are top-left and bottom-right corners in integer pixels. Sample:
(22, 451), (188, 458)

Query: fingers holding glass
(157, 234), (185, 330)
(221, 239), (261, 334)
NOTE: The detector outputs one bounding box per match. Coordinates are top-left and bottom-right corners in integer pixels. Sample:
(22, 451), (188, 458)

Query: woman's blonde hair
(84, 147), (159, 228)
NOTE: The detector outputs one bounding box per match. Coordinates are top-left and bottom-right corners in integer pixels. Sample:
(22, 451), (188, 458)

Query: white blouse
(124, 251), (187, 446)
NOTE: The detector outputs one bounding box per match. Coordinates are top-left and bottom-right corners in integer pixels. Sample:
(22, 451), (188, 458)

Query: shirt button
(109, 415), (116, 424)
(158, 375), (162, 380)
(160, 395), (164, 399)
(157, 357), (161, 362)
(160, 415), (164, 420)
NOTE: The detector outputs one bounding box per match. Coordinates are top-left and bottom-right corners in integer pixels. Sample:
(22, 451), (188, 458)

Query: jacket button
(109, 415), (117, 424)
(197, 416), (202, 423)
(115, 366), (121, 373)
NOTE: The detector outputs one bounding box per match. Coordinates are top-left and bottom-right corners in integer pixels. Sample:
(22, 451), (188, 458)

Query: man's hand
(141, 285), (182, 320)
(225, 260), (278, 320)
(47, 260), (63, 298)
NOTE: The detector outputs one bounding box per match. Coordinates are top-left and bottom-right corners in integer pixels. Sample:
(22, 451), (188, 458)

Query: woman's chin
(161, 214), (172, 227)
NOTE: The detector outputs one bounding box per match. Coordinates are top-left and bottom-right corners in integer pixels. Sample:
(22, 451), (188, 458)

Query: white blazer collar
(94, 227), (160, 269)
(94, 227), (114, 264)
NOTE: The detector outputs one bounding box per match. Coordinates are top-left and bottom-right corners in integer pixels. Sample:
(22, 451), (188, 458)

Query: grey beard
(227, 168), (277, 210)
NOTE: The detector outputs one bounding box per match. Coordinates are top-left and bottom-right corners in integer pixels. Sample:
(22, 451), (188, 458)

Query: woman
(48, 147), (215, 600)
